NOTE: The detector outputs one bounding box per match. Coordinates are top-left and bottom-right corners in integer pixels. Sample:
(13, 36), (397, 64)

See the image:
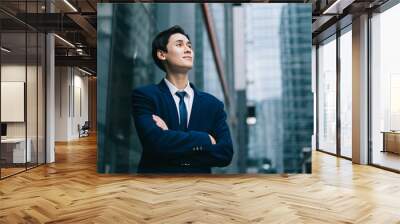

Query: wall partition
(0, 2), (46, 179)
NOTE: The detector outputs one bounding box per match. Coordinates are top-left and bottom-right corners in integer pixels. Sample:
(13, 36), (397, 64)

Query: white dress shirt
(164, 78), (194, 127)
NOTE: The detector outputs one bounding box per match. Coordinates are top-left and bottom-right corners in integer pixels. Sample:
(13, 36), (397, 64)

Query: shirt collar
(164, 78), (193, 99)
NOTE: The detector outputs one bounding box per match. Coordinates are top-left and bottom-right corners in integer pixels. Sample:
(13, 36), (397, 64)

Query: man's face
(160, 33), (193, 71)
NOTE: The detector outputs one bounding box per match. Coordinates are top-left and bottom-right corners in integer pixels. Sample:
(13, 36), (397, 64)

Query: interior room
(0, 0), (399, 223)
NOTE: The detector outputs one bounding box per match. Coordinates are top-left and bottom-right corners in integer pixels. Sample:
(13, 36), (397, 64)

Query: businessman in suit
(131, 25), (233, 173)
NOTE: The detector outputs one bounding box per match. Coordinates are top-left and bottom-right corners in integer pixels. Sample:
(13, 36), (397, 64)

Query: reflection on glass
(97, 3), (156, 173)
(97, 3), (113, 173)
(318, 36), (337, 154)
(371, 3), (400, 171)
(340, 29), (352, 158)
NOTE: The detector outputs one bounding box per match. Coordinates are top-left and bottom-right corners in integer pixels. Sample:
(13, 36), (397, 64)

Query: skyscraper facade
(280, 4), (313, 173)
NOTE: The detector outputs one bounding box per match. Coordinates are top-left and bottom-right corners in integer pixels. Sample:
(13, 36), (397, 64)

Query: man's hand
(209, 134), (216, 145)
(153, 115), (168, 130)
(152, 114), (216, 145)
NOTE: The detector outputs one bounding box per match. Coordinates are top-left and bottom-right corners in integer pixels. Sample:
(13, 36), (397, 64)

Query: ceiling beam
(322, 0), (356, 14)
(67, 13), (97, 47)
(55, 55), (96, 72)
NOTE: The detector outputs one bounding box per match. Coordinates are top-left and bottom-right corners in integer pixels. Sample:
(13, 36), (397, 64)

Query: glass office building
(244, 4), (312, 173)
(97, 3), (157, 173)
(245, 4), (285, 173)
(280, 4), (312, 173)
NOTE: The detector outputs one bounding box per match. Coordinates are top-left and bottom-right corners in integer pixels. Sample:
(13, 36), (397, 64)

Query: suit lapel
(188, 94), (199, 130)
(157, 79), (204, 131)
(188, 83), (204, 130)
(157, 80), (180, 130)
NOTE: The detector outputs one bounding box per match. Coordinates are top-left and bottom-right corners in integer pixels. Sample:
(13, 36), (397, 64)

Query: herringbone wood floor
(1, 135), (400, 223)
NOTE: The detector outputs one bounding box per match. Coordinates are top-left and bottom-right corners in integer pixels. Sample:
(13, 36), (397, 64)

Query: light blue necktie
(175, 91), (187, 131)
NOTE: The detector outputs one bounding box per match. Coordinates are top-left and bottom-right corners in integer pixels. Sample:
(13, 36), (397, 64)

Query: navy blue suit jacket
(131, 79), (233, 173)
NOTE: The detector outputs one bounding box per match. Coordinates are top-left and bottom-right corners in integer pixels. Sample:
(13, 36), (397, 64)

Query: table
(1, 138), (31, 163)
(381, 131), (400, 154)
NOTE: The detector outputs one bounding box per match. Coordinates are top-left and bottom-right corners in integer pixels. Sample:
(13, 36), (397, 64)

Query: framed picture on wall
(1, 81), (25, 122)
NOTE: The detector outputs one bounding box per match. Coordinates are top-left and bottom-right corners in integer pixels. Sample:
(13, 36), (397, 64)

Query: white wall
(1, 65), (26, 132)
(1, 63), (46, 163)
(1, 65), (41, 137)
(46, 33), (55, 163)
(55, 66), (68, 141)
(55, 67), (89, 141)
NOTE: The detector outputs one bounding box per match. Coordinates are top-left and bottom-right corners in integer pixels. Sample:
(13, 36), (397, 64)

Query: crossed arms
(131, 89), (233, 167)
(152, 114), (216, 144)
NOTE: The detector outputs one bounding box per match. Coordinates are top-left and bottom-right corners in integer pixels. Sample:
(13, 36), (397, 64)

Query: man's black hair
(151, 25), (191, 72)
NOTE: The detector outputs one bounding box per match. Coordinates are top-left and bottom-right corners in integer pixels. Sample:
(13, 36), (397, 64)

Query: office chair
(79, 121), (90, 138)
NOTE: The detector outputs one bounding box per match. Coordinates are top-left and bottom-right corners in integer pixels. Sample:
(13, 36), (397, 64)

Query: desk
(382, 131), (400, 154)
(1, 138), (31, 163)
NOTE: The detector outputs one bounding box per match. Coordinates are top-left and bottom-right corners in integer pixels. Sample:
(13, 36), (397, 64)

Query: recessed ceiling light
(1, 47), (11, 53)
(63, 0), (78, 12)
(322, 0), (353, 15)
(78, 67), (92, 76)
(54, 34), (75, 48)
